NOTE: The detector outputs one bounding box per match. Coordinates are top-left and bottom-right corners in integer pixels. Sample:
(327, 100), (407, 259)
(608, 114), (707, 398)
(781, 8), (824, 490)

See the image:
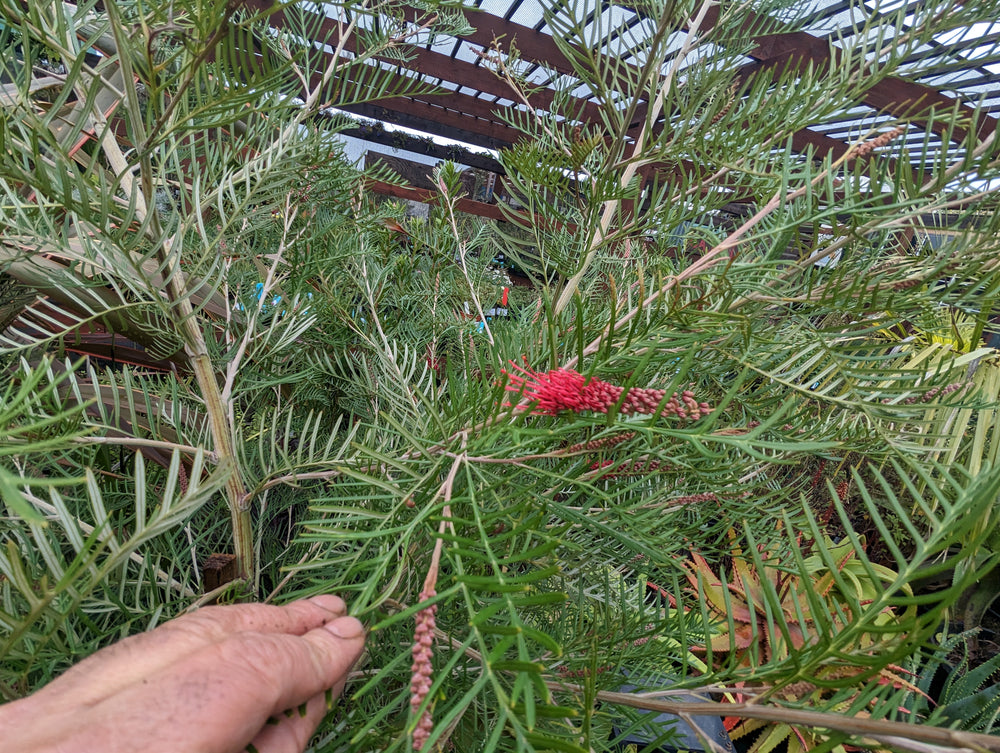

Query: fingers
(163, 595), (350, 642)
(6, 597), (365, 753)
(32, 596), (350, 708)
(214, 615), (366, 718)
(75, 615), (366, 753)
(244, 691), (329, 753)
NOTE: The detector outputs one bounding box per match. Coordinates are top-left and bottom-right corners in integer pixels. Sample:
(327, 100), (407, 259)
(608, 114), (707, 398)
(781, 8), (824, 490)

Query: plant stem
(585, 690), (1000, 753)
(552, 0), (717, 317)
(97, 0), (254, 587)
(188, 343), (255, 584)
(159, 236), (254, 582)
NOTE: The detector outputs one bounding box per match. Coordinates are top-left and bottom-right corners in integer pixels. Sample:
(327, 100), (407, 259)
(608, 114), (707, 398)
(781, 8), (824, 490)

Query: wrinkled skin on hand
(0, 595), (366, 753)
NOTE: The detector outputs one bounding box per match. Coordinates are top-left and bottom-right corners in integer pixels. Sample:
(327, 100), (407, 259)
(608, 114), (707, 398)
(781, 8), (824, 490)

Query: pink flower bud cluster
(851, 125), (907, 159)
(810, 460), (828, 489)
(410, 588), (437, 750)
(556, 663), (614, 679)
(563, 432), (636, 453)
(882, 382), (967, 405)
(835, 480), (849, 501)
(589, 459), (666, 477)
(903, 382), (966, 404)
(502, 363), (712, 419)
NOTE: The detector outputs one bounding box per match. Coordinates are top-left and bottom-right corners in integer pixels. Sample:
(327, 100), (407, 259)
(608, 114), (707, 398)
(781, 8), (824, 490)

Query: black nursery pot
(609, 672), (735, 753)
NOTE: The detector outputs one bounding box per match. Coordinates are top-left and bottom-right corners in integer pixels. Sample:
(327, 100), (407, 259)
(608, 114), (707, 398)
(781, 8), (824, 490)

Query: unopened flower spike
(410, 502), (450, 751)
(410, 586), (437, 751)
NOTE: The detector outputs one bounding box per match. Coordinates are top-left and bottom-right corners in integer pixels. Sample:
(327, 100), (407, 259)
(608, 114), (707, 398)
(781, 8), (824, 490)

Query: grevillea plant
(4, 1), (1000, 752)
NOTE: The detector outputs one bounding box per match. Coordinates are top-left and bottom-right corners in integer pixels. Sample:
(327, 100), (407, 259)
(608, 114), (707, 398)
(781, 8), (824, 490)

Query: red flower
(502, 363), (712, 419)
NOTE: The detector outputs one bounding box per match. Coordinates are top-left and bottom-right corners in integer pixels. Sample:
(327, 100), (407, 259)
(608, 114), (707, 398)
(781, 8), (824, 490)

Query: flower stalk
(410, 583), (437, 750)
(409, 457), (462, 749)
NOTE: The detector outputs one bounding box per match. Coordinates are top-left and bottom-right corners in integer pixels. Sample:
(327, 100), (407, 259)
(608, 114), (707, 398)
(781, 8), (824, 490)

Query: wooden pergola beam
(240, 0), (973, 208)
(365, 179), (511, 222)
(706, 5), (997, 145)
(398, 3), (633, 87)
(249, 0), (997, 165)
(240, 0), (605, 125)
(395, 2), (895, 164)
(337, 119), (506, 173)
(242, 0), (870, 171)
(333, 96), (521, 149)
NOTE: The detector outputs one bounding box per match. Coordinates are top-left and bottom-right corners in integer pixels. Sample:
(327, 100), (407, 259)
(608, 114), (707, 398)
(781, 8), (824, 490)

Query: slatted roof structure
(239, 0), (999, 221)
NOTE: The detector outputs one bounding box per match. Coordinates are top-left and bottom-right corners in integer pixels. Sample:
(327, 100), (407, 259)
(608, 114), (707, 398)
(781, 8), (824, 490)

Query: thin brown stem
(553, 0), (717, 317)
(440, 173), (495, 344)
(72, 436), (214, 459)
(564, 149), (852, 371)
(548, 684), (1000, 753)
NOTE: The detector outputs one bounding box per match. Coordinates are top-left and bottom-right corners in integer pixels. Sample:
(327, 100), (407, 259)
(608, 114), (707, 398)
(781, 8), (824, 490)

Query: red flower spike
(502, 363), (713, 419)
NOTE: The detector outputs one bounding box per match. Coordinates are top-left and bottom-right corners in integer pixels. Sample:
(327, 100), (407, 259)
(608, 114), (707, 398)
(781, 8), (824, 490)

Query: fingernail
(324, 615), (364, 639)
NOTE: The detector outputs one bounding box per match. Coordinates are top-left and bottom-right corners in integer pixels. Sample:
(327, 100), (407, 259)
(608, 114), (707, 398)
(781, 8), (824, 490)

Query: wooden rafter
(338, 120), (506, 173)
(709, 5), (997, 145)
(240, 0), (605, 124)
(336, 99), (518, 150)
(234, 0), (993, 221)
(242, 1), (853, 165)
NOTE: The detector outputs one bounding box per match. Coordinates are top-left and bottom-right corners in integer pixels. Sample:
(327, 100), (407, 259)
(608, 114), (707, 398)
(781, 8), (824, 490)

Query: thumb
(85, 615), (367, 753)
(239, 616), (367, 753)
(244, 614), (367, 717)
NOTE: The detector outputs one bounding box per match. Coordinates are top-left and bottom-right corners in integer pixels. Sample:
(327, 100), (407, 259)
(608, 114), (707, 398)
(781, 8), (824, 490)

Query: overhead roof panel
(282, 0), (999, 183)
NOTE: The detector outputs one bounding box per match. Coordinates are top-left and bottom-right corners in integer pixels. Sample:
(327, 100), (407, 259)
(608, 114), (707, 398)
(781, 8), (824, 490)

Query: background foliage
(3, 0), (1000, 750)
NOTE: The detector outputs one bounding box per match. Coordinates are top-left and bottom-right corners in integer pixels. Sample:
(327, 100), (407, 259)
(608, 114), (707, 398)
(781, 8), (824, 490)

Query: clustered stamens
(502, 363), (712, 419)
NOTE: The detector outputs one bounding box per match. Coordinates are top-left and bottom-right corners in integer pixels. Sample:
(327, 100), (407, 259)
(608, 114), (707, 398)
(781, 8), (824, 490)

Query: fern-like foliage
(3, 0), (1000, 752)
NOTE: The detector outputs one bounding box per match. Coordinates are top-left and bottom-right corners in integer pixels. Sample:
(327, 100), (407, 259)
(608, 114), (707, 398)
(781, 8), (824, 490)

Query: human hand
(0, 595), (365, 753)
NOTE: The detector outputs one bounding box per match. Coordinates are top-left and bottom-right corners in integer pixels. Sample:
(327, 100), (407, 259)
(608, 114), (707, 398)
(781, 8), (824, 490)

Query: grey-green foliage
(0, 357), (231, 696)
(934, 653), (1000, 733)
(3, 0), (1000, 751)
